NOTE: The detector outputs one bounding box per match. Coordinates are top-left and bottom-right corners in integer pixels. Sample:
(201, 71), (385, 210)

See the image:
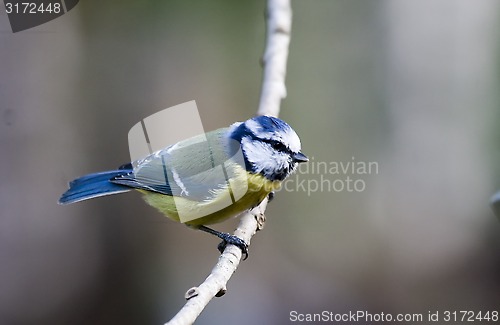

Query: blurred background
(2, 0), (500, 324)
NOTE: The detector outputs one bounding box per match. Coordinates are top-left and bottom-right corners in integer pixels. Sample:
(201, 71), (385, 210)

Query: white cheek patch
(241, 137), (291, 179)
(241, 137), (275, 172)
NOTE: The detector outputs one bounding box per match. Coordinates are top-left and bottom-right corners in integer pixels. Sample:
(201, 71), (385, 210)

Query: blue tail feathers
(59, 169), (132, 205)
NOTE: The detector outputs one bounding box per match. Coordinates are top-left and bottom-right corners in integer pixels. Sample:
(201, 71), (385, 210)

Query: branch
(258, 0), (293, 117)
(165, 0), (291, 323)
(165, 202), (268, 325)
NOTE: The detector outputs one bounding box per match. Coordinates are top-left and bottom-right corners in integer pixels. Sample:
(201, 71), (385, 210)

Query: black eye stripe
(264, 139), (289, 152)
(240, 127), (291, 153)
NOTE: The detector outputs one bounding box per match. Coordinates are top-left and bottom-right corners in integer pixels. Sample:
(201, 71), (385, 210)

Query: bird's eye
(270, 140), (287, 152)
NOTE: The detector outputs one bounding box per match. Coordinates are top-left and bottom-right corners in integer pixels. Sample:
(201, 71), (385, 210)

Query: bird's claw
(217, 234), (249, 260)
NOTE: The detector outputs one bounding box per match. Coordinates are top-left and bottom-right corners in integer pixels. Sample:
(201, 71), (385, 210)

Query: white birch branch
(165, 0), (291, 323)
(258, 0), (292, 117)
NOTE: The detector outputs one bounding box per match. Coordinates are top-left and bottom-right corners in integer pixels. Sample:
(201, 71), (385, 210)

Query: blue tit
(59, 115), (308, 258)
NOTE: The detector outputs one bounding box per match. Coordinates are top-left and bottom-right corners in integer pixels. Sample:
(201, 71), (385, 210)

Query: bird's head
(229, 115), (308, 181)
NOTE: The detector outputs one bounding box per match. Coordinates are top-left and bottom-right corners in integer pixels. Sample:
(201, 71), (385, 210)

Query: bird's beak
(292, 152), (309, 163)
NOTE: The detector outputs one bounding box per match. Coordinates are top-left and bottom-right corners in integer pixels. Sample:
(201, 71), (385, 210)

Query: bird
(59, 115), (308, 259)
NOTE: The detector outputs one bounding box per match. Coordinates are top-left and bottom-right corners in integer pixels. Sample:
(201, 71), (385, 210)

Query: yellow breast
(139, 166), (281, 226)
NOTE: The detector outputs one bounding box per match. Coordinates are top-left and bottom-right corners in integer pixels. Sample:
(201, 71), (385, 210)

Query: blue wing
(112, 128), (245, 201)
(60, 128), (246, 204)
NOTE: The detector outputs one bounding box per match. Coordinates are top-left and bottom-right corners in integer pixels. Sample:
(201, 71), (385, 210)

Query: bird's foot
(196, 225), (249, 260)
(217, 233), (249, 260)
